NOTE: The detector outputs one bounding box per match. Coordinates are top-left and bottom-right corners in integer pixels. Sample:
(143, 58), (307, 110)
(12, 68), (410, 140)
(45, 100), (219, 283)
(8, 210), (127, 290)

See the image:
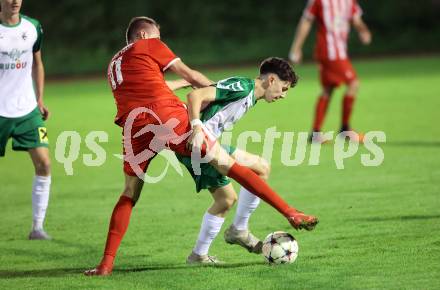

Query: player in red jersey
(289, 0), (372, 143)
(84, 16), (318, 276)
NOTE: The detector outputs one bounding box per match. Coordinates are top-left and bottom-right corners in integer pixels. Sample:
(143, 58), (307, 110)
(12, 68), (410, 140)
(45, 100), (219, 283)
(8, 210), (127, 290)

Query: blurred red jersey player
(289, 0), (372, 143)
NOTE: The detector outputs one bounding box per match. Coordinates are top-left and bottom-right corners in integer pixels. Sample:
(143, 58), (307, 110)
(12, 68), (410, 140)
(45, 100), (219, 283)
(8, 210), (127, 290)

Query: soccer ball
(262, 231), (299, 264)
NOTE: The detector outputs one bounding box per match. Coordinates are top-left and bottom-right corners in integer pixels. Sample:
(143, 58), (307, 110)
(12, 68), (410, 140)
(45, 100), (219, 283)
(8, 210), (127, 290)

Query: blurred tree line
(16, 0), (440, 75)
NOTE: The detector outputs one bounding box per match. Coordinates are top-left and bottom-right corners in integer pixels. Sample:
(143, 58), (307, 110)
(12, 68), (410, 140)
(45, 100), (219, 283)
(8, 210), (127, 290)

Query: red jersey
(107, 38), (181, 126)
(303, 0), (362, 61)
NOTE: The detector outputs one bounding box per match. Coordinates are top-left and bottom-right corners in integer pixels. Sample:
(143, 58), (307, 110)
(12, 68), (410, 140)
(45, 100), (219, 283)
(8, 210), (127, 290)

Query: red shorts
(119, 100), (215, 176)
(318, 59), (357, 87)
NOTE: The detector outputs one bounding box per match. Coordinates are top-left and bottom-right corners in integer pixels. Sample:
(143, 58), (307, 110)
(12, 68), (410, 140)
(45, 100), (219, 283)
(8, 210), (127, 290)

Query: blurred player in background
(289, 0), (371, 143)
(180, 57), (302, 264)
(0, 0), (51, 240)
(85, 17), (317, 276)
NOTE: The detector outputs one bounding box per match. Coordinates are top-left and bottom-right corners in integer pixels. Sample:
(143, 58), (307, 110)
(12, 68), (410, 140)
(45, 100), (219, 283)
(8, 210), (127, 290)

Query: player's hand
(38, 101), (50, 120)
(359, 30), (372, 45)
(288, 49), (302, 64)
(186, 125), (209, 152)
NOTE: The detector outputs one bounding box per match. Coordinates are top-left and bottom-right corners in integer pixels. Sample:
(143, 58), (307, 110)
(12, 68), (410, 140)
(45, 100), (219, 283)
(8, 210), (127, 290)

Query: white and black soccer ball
(262, 231), (299, 264)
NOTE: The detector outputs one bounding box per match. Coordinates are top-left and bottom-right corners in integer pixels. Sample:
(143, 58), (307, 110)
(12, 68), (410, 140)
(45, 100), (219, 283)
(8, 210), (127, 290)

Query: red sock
(99, 195), (134, 269)
(313, 96), (329, 132)
(227, 163), (296, 217)
(342, 95), (355, 130)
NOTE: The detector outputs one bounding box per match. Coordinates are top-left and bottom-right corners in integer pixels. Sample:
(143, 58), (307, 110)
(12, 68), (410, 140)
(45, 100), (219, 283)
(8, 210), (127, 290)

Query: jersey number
(109, 56), (123, 90)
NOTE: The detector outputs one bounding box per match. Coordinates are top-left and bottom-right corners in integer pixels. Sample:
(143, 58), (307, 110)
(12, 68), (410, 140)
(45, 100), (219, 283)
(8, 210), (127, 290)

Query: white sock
(31, 175), (51, 231)
(193, 212), (224, 256)
(233, 187), (261, 231)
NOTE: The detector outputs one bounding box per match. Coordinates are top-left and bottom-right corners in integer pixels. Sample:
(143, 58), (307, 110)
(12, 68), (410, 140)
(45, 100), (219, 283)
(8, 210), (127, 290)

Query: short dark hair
(125, 16), (159, 44)
(259, 57), (298, 87)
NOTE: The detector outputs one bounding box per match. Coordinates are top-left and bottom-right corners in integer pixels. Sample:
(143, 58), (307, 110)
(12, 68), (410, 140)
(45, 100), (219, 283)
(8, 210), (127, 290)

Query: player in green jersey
(0, 0), (51, 240)
(179, 57), (307, 264)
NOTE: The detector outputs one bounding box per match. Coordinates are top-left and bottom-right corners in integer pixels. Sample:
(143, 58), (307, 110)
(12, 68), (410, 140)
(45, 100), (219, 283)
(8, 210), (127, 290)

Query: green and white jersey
(0, 14), (43, 118)
(202, 77), (256, 138)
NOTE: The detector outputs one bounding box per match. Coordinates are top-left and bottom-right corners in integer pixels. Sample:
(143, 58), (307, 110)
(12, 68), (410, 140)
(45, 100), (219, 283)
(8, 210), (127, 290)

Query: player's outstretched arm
(32, 50), (49, 120)
(169, 59), (213, 88)
(288, 16), (313, 64)
(165, 79), (192, 91)
(352, 16), (372, 45)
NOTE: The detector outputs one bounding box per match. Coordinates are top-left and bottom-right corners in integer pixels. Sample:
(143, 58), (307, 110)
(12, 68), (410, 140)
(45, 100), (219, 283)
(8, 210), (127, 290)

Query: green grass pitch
(0, 56), (439, 289)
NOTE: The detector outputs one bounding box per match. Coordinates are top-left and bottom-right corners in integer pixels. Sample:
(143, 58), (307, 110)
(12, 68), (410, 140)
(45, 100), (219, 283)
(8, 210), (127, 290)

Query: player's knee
(122, 186), (139, 203)
(218, 195), (237, 212)
(322, 86), (335, 98)
(35, 158), (51, 176)
(348, 79), (360, 93)
(226, 194), (238, 208)
(259, 158), (271, 181)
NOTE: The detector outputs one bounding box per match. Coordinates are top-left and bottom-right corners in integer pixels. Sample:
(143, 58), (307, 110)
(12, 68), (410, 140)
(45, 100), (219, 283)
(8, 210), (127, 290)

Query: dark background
(18, 0), (440, 75)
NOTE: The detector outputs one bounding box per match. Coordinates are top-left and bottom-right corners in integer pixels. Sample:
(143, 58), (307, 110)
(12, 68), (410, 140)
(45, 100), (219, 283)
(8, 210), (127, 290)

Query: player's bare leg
(85, 174), (144, 276)
(232, 149), (271, 181)
(28, 147), (52, 240)
(340, 79), (364, 143)
(206, 142), (318, 231)
(310, 86), (334, 143)
(207, 184), (237, 218)
(346, 79), (359, 97)
(224, 149), (269, 253)
(187, 184), (236, 264)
